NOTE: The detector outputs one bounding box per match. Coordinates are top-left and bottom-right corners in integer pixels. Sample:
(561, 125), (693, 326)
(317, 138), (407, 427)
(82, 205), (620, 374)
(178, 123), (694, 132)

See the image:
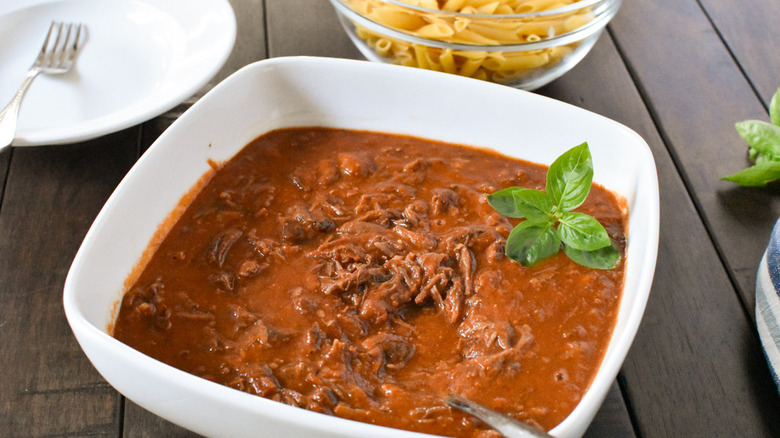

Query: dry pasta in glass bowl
(328, 0), (622, 90)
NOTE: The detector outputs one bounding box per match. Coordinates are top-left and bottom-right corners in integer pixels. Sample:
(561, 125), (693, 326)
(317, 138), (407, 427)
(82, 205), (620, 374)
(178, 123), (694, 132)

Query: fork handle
(0, 68), (42, 150)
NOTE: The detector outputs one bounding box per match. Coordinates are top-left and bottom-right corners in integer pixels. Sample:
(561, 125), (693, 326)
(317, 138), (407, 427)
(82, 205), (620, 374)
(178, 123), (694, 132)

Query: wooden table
(2, 0), (779, 436)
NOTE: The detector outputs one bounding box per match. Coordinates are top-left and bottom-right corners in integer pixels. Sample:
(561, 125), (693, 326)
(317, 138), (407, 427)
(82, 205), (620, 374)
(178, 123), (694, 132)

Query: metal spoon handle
(446, 395), (554, 438)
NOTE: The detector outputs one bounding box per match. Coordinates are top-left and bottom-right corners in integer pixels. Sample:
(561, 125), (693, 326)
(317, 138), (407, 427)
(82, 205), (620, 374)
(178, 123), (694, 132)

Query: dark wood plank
(540, 19), (780, 437)
(0, 148), (10, 204)
(266, 0), (362, 59)
(188, 0), (268, 102)
(699, 0), (780, 107)
(0, 131), (138, 437)
(610, 0), (780, 315)
(216, 0), (268, 81)
(583, 381), (635, 438)
(123, 401), (200, 438)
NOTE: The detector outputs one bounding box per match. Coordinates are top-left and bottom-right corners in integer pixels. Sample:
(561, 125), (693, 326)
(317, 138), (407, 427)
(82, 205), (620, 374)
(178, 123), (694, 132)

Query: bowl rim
(363, 0), (610, 18)
(329, 0), (622, 51)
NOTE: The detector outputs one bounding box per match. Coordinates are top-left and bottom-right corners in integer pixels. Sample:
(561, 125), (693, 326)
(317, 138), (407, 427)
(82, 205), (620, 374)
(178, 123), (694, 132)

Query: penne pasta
(343, 0), (598, 86)
(494, 5), (514, 14)
(498, 50), (550, 70)
(439, 48), (459, 73)
(467, 22), (526, 43)
(414, 22), (456, 38)
(463, 0), (503, 8)
(472, 67), (489, 81)
(548, 44), (574, 59)
(371, 6), (427, 30)
(459, 58), (485, 77)
(514, 0), (572, 12)
(413, 44), (431, 69)
(442, 0), (467, 12)
(475, 1), (501, 14)
(452, 28), (500, 45)
(453, 17), (471, 32)
(424, 50), (445, 71)
(563, 12), (595, 32)
(514, 18), (570, 38)
(374, 38), (393, 56)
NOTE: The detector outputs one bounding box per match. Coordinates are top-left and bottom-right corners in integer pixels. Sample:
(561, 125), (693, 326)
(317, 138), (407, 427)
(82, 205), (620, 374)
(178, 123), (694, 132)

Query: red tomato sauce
(113, 127), (626, 437)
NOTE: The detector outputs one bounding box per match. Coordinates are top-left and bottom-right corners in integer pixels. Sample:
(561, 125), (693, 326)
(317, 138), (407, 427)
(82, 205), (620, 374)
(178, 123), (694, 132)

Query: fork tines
(36, 21), (84, 70)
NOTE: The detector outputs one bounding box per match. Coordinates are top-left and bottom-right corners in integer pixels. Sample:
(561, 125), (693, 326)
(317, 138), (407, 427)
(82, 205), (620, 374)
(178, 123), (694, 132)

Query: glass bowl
(328, 0), (622, 90)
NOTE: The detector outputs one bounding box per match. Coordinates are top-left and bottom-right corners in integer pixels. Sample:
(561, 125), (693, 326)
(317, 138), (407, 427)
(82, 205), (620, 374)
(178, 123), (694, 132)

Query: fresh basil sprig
(722, 89), (780, 187)
(487, 142), (620, 269)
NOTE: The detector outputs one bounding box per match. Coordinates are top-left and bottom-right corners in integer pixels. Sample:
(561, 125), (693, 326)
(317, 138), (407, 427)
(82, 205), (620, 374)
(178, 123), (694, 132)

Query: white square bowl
(64, 56), (659, 438)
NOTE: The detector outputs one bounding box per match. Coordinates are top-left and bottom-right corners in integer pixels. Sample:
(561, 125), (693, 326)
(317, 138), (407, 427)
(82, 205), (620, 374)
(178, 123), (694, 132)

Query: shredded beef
(310, 206), (504, 324)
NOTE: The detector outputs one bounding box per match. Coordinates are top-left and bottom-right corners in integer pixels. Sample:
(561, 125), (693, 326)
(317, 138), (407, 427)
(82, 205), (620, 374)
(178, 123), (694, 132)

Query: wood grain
(583, 380), (635, 438)
(0, 148), (10, 205)
(0, 132), (138, 436)
(123, 401), (200, 438)
(610, 0), (780, 314)
(698, 0), (780, 107)
(266, 0), (362, 59)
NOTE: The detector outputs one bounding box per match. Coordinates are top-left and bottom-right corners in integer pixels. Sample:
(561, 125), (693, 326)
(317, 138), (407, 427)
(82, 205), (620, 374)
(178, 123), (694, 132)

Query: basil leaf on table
(724, 88), (780, 187)
(735, 120), (780, 156)
(722, 160), (780, 187)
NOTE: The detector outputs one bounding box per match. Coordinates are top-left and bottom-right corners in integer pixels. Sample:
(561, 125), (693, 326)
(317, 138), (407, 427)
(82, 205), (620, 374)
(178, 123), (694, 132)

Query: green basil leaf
(506, 221), (561, 266)
(755, 151), (780, 165)
(748, 146), (759, 162)
(735, 120), (780, 156)
(557, 212), (611, 251)
(512, 188), (554, 225)
(564, 239), (621, 269)
(546, 142), (593, 212)
(770, 89), (780, 127)
(722, 160), (780, 187)
(487, 187), (526, 218)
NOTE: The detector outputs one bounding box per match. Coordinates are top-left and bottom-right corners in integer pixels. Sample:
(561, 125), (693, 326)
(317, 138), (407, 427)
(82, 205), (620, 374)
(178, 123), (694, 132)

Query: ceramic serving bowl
(64, 56), (658, 438)
(328, 0), (622, 90)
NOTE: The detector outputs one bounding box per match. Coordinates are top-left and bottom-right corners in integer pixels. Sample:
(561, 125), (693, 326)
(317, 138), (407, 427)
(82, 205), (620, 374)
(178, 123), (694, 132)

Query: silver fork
(0, 21), (85, 150)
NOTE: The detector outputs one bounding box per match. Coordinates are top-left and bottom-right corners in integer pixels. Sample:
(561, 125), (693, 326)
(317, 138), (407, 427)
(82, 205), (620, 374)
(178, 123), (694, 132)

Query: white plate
(0, 0), (236, 146)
